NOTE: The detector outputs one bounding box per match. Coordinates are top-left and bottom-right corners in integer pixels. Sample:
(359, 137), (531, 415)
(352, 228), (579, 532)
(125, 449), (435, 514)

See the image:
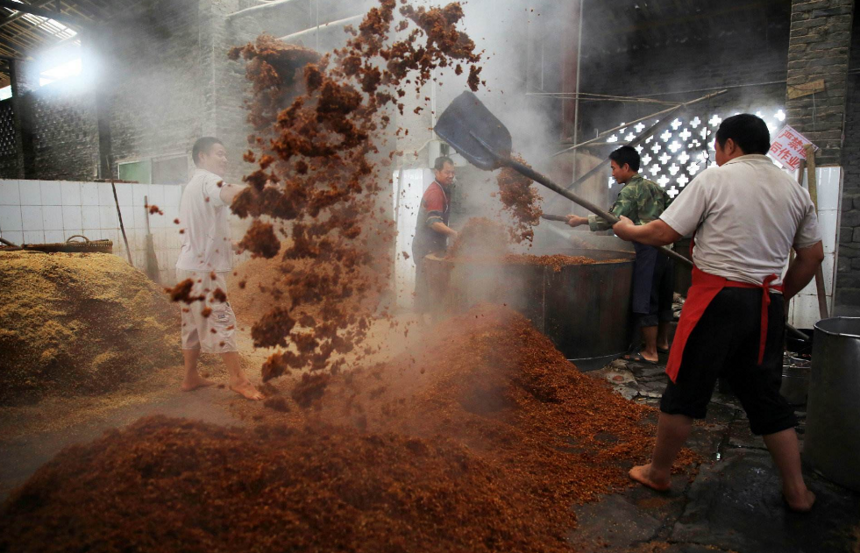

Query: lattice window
(607, 108), (785, 199)
(0, 100), (17, 158)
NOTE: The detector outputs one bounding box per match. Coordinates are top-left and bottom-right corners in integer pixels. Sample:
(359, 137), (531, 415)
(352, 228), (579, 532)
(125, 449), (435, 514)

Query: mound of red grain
(239, 304), (700, 508)
(0, 306), (699, 551)
(504, 253), (607, 272)
(0, 416), (573, 553)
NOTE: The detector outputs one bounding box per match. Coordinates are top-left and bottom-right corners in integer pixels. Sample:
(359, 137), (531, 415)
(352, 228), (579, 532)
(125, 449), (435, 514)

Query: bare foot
(230, 379), (264, 401)
(629, 464), (671, 491)
(181, 375), (216, 392)
(784, 489), (816, 513)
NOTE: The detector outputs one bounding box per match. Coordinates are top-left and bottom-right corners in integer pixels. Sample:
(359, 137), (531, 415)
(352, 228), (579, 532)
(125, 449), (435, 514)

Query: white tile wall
(23, 230), (44, 244)
(98, 183), (115, 206)
(60, 181), (81, 205)
(118, 204), (135, 230)
(0, 179), (220, 285)
(21, 206), (43, 231)
(42, 205), (63, 230)
(132, 205), (147, 230)
(0, 205), (22, 231)
(815, 168), (840, 211)
(82, 182), (99, 206)
(19, 182), (40, 205)
(40, 181), (62, 206)
(148, 184), (165, 207)
(150, 209), (166, 229)
(0, 181), (19, 205)
(99, 205), (117, 229)
(818, 209), (837, 254)
(44, 230), (65, 243)
(789, 167), (842, 329)
(2, 230), (23, 244)
(132, 184), (149, 206)
(163, 204), (180, 226)
(164, 185), (181, 206)
(81, 205), (100, 229)
(115, 183), (133, 206)
(62, 205), (82, 230)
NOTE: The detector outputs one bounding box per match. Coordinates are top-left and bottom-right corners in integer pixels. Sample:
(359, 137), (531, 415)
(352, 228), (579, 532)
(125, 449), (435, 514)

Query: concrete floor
(576, 355), (860, 553)
(1, 351), (858, 552)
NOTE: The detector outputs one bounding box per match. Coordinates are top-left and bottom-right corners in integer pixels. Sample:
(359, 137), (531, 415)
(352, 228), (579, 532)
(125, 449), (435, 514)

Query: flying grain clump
(496, 157), (543, 244)
(226, 0), (485, 385)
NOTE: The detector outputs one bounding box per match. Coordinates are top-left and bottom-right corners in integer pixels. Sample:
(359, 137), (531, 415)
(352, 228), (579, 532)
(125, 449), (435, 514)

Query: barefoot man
(175, 137), (263, 400)
(612, 114), (822, 512)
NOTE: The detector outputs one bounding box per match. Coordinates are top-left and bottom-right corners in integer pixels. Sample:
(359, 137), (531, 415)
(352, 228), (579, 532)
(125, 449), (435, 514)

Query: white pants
(176, 269), (238, 354)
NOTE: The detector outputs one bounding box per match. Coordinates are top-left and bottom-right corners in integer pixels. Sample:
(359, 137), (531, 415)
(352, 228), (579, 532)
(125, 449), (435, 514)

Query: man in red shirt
(412, 156), (458, 313)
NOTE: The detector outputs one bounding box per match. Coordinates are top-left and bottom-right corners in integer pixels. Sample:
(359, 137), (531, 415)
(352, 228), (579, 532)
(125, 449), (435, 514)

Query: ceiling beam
(0, 0), (89, 30)
(0, 0), (56, 31)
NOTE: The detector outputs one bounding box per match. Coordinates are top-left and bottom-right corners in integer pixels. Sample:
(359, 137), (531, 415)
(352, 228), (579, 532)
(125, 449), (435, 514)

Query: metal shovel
(434, 90), (691, 267)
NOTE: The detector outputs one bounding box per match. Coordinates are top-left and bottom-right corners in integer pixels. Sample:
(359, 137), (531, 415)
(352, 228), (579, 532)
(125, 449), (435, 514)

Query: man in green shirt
(566, 146), (673, 364)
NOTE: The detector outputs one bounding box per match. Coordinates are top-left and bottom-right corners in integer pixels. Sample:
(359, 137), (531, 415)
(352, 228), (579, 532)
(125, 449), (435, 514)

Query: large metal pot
(805, 317), (860, 492)
(424, 247), (634, 370)
(780, 355), (811, 406)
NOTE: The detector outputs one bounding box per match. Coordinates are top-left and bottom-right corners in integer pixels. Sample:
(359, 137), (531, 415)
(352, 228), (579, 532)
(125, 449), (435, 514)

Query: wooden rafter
(0, 0), (89, 29)
(0, 0), (143, 77)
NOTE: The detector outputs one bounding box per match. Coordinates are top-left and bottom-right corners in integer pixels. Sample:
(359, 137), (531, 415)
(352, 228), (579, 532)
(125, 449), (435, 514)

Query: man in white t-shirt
(612, 114), (823, 512)
(175, 137), (262, 401)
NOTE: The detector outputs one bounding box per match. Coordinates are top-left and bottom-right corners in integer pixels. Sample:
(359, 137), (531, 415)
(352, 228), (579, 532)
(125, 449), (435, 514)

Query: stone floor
(574, 353), (860, 553)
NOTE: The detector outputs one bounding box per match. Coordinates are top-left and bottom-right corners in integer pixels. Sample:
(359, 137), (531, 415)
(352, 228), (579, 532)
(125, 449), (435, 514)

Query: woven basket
(23, 235), (114, 254)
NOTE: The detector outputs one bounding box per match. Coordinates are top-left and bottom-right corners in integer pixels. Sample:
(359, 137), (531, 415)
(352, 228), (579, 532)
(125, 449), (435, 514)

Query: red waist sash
(665, 267), (783, 382)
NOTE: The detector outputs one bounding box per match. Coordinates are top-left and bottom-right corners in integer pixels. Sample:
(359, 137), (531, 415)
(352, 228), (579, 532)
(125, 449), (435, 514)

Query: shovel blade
(434, 91), (512, 170)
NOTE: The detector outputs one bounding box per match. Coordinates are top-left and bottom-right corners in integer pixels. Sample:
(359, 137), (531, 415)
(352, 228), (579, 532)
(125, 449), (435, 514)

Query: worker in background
(566, 145), (673, 364)
(412, 156), (458, 316)
(175, 137), (263, 401)
(612, 114), (822, 512)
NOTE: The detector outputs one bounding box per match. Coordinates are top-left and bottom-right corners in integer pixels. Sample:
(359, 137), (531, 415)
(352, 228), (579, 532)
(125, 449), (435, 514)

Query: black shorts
(632, 243), (674, 327)
(660, 287), (797, 436)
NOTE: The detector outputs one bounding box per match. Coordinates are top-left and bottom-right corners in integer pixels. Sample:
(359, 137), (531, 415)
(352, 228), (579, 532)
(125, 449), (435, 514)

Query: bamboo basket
(19, 235), (114, 254)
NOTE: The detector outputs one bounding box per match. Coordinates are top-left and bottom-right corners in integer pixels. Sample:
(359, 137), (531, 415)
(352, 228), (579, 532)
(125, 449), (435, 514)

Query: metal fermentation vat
(805, 317), (860, 492)
(424, 247), (634, 370)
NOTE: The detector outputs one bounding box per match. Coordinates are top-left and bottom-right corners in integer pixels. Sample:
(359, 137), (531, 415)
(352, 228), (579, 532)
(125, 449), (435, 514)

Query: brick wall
(28, 82), (100, 180)
(102, 0), (205, 176)
(835, 11), (860, 312)
(786, 0), (854, 166)
(0, 75), (101, 181)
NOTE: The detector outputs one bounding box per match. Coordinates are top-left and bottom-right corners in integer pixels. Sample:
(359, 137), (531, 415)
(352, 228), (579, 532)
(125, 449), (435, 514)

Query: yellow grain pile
(0, 251), (180, 405)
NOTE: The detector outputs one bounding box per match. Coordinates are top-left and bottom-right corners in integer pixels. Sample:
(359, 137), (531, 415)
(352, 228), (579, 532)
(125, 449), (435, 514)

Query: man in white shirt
(175, 137), (263, 401)
(613, 114), (823, 512)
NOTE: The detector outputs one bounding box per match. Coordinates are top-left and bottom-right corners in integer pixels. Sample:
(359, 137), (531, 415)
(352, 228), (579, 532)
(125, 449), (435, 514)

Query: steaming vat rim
(425, 250), (636, 266)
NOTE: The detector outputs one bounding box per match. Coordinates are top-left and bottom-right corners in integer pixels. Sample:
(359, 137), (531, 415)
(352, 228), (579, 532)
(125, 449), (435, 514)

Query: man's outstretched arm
(220, 182), (247, 205)
(612, 216), (682, 246)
